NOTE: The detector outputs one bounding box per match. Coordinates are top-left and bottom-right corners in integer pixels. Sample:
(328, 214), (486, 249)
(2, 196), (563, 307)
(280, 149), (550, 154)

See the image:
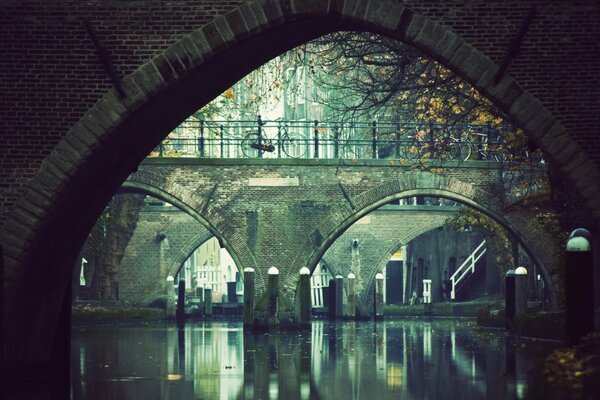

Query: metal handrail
(450, 240), (487, 300)
(150, 118), (523, 162)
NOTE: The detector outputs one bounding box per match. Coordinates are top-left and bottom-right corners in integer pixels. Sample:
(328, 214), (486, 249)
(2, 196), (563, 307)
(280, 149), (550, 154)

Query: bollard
(267, 267), (280, 326)
(165, 276), (176, 318)
(347, 273), (356, 319)
(243, 267), (255, 327)
(204, 287), (212, 316)
(505, 269), (516, 329)
(514, 267), (528, 319)
(565, 230), (594, 346)
(298, 267), (311, 326)
(423, 279), (432, 316)
(176, 279), (185, 321)
(335, 275), (344, 319)
(328, 278), (337, 320)
(375, 273), (384, 320)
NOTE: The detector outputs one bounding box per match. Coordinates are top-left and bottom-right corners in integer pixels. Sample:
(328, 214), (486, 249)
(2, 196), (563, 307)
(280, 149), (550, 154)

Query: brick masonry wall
(117, 205), (212, 304)
(0, 0), (599, 228)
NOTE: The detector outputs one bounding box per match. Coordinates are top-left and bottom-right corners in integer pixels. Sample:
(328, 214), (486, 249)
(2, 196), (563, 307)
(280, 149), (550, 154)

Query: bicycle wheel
(241, 132), (263, 158)
(448, 140), (472, 161)
(281, 134), (308, 158)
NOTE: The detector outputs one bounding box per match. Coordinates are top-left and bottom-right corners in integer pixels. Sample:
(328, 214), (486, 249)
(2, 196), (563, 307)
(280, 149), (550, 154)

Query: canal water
(71, 319), (556, 399)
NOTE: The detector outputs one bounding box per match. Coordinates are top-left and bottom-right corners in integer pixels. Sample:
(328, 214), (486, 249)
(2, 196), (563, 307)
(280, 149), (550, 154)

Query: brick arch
(166, 230), (215, 279)
(1, 0), (589, 372)
(321, 210), (452, 307)
(121, 170), (262, 289)
(306, 171), (557, 310)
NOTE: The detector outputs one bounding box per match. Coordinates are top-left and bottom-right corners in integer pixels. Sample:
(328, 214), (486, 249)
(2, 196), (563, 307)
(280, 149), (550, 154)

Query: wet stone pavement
(71, 318), (558, 399)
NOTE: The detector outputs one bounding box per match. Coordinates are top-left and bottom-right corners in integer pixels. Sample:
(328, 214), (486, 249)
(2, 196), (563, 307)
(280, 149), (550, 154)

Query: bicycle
(240, 117), (308, 158)
(403, 126), (470, 162)
(461, 129), (506, 162)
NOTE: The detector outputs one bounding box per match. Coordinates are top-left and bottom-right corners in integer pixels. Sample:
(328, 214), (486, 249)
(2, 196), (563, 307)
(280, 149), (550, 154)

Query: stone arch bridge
(123, 157), (555, 311)
(111, 199), (461, 309)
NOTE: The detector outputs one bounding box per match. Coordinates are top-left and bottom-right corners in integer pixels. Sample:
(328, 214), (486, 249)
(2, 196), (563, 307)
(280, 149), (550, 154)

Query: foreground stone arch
(1, 0), (592, 374)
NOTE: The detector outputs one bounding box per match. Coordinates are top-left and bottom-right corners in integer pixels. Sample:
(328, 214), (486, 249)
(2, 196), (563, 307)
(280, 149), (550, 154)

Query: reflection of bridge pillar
(243, 268), (255, 327)
(242, 333), (256, 398)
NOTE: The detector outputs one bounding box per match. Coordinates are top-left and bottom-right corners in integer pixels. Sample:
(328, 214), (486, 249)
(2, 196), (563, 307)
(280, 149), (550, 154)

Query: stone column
(165, 276), (176, 318)
(243, 267), (255, 327)
(176, 279), (185, 322)
(327, 278), (336, 321)
(514, 267), (528, 319)
(375, 272), (384, 320)
(505, 269), (516, 329)
(297, 267), (311, 327)
(204, 287), (212, 316)
(267, 267), (279, 326)
(347, 273), (356, 319)
(335, 275), (344, 319)
(565, 230), (594, 346)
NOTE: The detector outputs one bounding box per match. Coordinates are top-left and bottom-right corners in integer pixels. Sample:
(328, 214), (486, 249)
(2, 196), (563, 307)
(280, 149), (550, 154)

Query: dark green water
(71, 319), (557, 399)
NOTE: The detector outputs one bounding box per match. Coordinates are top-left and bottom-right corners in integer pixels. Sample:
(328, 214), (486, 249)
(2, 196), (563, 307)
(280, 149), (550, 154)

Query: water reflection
(71, 319), (554, 399)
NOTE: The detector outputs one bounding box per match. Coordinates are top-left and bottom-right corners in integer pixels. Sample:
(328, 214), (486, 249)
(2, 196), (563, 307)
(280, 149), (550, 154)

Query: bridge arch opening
(1, 0), (590, 375)
(304, 185), (558, 312)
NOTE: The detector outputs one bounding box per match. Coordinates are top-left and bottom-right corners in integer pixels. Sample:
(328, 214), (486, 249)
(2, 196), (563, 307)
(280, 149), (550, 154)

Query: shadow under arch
(2, 0), (590, 376)
(306, 187), (558, 311)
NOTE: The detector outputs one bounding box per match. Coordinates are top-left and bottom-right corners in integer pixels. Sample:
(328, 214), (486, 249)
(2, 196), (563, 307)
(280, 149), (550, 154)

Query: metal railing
(149, 117), (529, 163)
(450, 240), (487, 300)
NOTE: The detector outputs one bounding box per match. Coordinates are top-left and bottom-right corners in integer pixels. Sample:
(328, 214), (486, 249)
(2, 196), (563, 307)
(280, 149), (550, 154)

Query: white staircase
(450, 240), (487, 300)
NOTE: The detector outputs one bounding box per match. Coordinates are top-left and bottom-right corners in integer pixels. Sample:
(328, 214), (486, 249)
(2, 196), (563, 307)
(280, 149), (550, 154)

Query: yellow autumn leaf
(223, 88), (235, 100)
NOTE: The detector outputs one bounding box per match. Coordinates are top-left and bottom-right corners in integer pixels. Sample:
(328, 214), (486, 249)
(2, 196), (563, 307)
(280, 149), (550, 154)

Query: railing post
(395, 125), (401, 158)
(277, 122), (282, 158)
(257, 115), (263, 158)
(219, 124), (224, 158)
(372, 121), (377, 159)
(159, 142), (164, 157)
(199, 120), (205, 157)
(333, 126), (339, 159)
(313, 120), (319, 158)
